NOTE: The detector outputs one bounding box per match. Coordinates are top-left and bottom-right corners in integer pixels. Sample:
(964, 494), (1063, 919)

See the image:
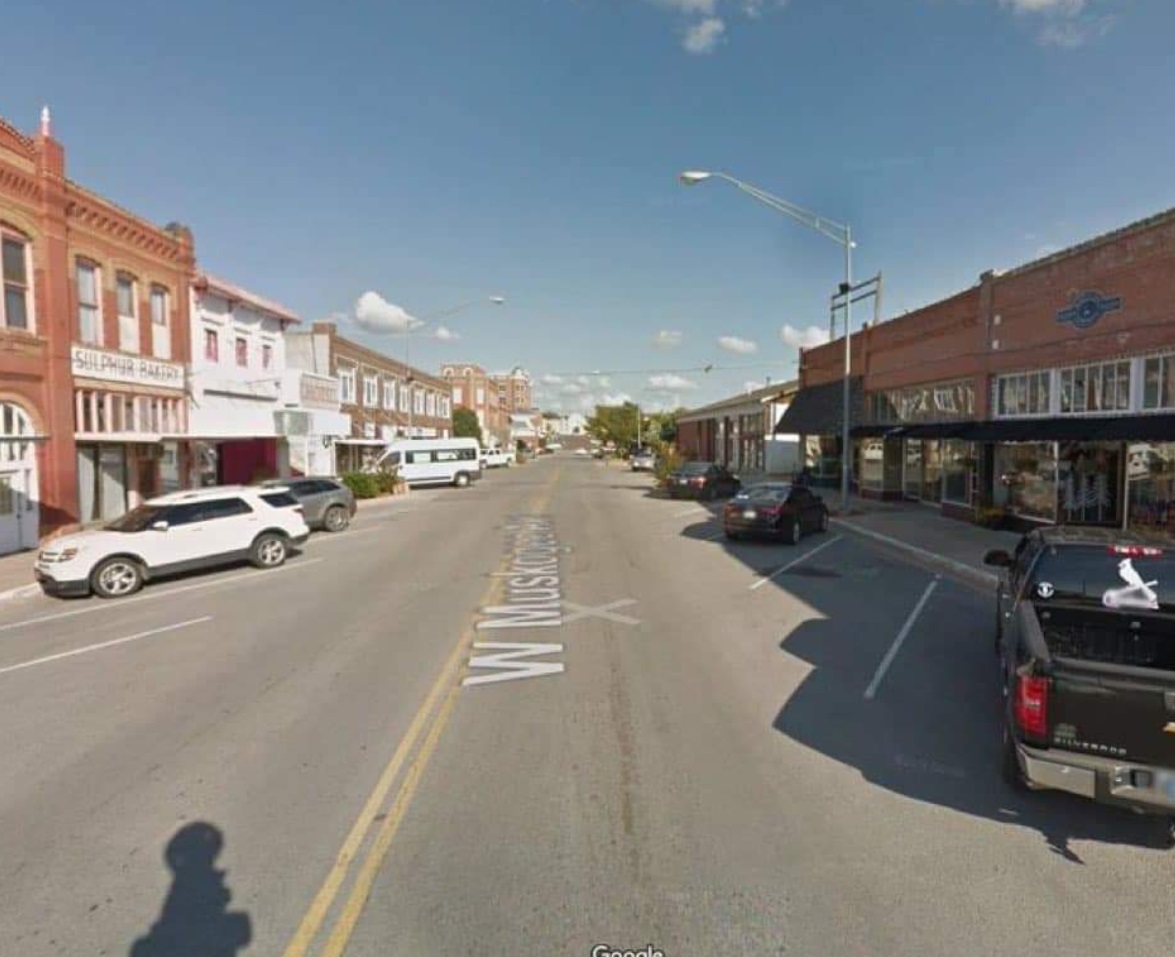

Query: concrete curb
(0, 582), (40, 604)
(831, 518), (998, 591)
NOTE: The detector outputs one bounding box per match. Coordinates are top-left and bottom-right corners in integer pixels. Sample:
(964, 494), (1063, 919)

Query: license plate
(742, 510), (757, 519)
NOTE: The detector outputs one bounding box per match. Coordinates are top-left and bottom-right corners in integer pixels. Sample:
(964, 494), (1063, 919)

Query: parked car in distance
(722, 483), (828, 543)
(985, 527), (1175, 844)
(667, 461), (740, 500)
(631, 448), (657, 472)
(375, 437), (482, 488)
(261, 476), (355, 532)
(34, 485), (310, 599)
(481, 448), (515, 469)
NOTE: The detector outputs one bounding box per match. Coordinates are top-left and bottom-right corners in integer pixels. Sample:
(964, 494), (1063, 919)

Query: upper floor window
(1143, 354), (1175, 411)
(453, 386), (464, 405)
(150, 286), (171, 359)
(262, 343), (274, 370)
(116, 274), (139, 353)
(1059, 360), (1130, 414)
(339, 368), (356, 403)
(996, 371), (1050, 417)
(476, 387), (486, 407)
(440, 397), (451, 418)
(426, 392), (437, 417)
(235, 336), (249, 368)
(76, 260), (101, 344)
(413, 388), (425, 415)
(204, 329), (219, 362)
(399, 384), (410, 410)
(383, 380), (396, 410)
(1, 236), (30, 331)
(363, 375), (378, 407)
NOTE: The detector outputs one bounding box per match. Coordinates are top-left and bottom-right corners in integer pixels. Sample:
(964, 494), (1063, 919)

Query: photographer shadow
(129, 822), (251, 957)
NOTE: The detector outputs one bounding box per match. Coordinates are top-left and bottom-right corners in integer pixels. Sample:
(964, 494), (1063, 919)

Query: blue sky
(2, 0), (1173, 411)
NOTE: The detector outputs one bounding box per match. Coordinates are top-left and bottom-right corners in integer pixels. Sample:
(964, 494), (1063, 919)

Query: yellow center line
(282, 465), (562, 957)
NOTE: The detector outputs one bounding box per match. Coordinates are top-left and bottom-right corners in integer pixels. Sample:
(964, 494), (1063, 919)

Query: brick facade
(0, 110), (194, 550)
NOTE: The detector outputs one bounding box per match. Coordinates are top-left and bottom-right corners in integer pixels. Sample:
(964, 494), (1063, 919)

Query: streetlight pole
(397, 296), (505, 438)
(678, 170), (856, 512)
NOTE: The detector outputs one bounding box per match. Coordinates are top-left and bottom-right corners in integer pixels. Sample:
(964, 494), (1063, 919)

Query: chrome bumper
(1018, 742), (1175, 813)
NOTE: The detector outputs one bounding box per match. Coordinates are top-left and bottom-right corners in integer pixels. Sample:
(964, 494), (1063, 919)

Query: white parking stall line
(748, 535), (844, 591)
(863, 577), (940, 700)
(0, 558), (322, 635)
(0, 616), (212, 677)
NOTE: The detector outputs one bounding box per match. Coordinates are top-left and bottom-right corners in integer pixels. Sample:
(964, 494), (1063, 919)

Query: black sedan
(667, 461), (741, 500)
(722, 482), (829, 543)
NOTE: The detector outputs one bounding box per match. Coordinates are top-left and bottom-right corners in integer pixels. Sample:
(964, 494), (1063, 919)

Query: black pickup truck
(985, 527), (1175, 844)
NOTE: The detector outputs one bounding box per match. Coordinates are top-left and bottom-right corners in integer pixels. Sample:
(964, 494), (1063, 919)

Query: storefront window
(858, 439), (885, 491)
(1058, 442), (1120, 525)
(1127, 443), (1175, 530)
(76, 444), (129, 524)
(1143, 355), (1175, 411)
(942, 440), (974, 505)
(903, 441), (922, 499)
(1059, 360), (1130, 413)
(993, 442), (1057, 522)
(804, 435), (840, 484)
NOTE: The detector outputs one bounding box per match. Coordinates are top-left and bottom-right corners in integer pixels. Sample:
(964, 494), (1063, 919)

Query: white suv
(35, 485), (311, 599)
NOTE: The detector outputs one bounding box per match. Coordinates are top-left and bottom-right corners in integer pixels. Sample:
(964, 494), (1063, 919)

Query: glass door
(903, 440), (922, 499)
(922, 440), (943, 503)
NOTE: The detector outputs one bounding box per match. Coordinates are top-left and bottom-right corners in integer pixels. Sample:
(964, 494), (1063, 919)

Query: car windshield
(741, 484), (791, 503)
(1027, 544), (1175, 610)
(103, 505), (169, 533)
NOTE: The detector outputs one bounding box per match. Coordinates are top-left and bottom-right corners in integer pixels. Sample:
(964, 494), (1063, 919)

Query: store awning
(875, 421), (978, 440)
(963, 414), (1175, 442)
(774, 378), (864, 435)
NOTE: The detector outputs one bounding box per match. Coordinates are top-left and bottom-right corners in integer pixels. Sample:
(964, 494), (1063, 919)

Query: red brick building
(0, 109), (194, 553)
(782, 207), (1175, 530)
(440, 362), (509, 447)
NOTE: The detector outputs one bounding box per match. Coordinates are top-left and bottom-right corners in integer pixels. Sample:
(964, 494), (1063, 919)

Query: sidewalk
(827, 495), (1019, 589)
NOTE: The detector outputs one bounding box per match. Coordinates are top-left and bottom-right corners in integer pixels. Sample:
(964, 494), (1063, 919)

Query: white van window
(459, 448), (477, 462)
(435, 450), (459, 462)
(406, 450), (432, 465)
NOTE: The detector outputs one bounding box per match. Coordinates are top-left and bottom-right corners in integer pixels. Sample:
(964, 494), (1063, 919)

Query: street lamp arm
(713, 173), (850, 248)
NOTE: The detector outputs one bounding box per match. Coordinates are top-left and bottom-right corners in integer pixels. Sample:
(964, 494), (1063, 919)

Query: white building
(277, 369), (351, 476)
(188, 274), (301, 485)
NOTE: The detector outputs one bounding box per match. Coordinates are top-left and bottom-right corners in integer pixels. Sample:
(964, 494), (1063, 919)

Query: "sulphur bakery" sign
(71, 346), (184, 389)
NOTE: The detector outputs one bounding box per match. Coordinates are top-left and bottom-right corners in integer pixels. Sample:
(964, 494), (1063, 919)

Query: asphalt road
(2, 456), (1174, 957)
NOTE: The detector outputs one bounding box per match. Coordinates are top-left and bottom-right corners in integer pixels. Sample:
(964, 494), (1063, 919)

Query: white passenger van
(375, 438), (482, 488)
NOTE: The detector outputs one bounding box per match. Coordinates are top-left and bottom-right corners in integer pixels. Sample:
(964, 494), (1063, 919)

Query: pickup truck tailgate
(1039, 603), (1175, 767)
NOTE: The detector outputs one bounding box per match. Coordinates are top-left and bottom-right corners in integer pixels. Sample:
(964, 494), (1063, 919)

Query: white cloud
(718, 335), (759, 355)
(650, 0), (718, 13)
(433, 325), (459, 341)
(742, 0), (765, 16)
(540, 373), (564, 385)
(653, 329), (683, 349)
(683, 17), (725, 53)
(599, 392), (634, 407)
(1038, 15), (1114, 47)
(648, 373), (699, 391)
(354, 291), (422, 335)
(780, 324), (830, 349)
(999, 0), (1084, 12)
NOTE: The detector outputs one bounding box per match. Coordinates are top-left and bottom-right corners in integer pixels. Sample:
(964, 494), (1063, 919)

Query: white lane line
(0, 616), (212, 677)
(749, 535), (844, 591)
(0, 558), (322, 635)
(864, 577), (940, 700)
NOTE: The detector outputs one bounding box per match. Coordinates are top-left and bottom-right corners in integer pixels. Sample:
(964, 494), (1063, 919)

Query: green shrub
(341, 471), (381, 499)
(654, 447), (684, 486)
(374, 467), (399, 495)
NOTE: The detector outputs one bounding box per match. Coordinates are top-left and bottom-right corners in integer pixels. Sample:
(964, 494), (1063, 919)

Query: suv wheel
(454, 472), (471, 488)
(324, 505), (350, 533)
(250, 533), (288, 569)
(789, 518), (802, 545)
(91, 557), (144, 599)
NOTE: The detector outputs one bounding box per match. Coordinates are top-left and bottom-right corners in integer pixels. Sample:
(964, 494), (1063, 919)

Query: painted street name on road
(465, 516), (565, 686)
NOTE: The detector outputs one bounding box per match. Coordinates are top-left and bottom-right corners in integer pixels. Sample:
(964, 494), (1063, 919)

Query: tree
(587, 403), (640, 450)
(452, 405), (482, 444)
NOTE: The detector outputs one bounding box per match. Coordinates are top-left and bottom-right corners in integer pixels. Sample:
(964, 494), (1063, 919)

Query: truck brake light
(1109, 545), (1164, 557)
(1013, 673), (1049, 738)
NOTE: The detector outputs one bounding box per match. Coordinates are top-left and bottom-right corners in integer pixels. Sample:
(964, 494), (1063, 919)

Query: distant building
(286, 322), (450, 473)
(440, 362), (508, 446)
(677, 381), (800, 474)
(489, 367), (533, 413)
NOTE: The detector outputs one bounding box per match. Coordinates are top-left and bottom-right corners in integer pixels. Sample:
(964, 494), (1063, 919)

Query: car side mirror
(983, 549), (1011, 567)
(152, 520), (170, 532)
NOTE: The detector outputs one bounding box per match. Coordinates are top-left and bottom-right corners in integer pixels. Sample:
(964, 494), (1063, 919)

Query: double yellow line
(282, 468), (561, 957)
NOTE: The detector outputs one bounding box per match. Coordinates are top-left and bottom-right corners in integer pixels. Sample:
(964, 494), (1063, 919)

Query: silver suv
(261, 477), (357, 532)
